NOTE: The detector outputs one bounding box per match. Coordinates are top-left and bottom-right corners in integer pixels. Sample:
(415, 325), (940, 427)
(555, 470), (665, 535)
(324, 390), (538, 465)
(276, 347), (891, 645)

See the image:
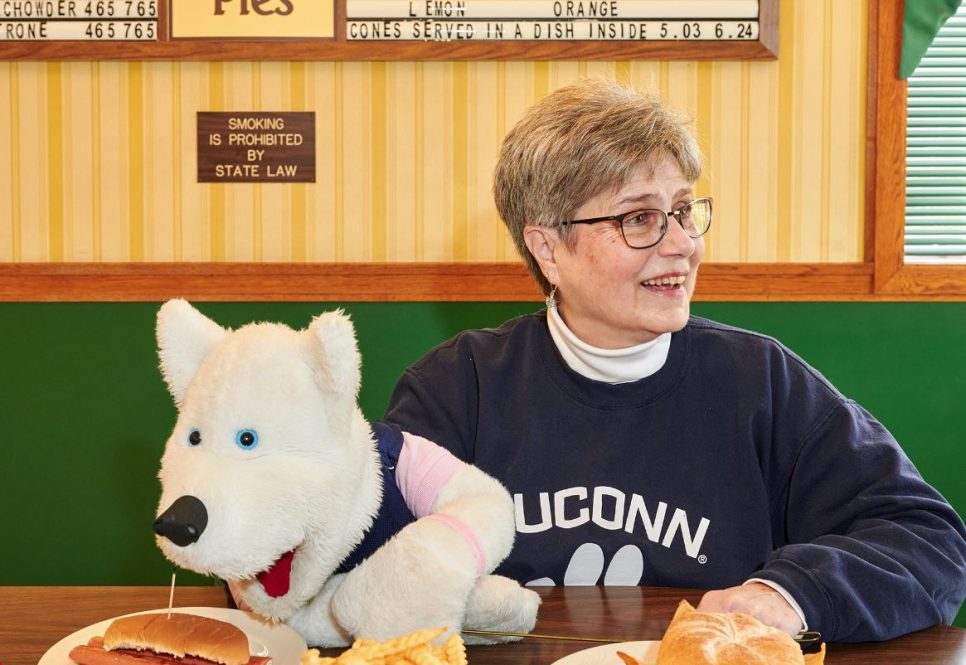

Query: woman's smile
(640, 272), (690, 294)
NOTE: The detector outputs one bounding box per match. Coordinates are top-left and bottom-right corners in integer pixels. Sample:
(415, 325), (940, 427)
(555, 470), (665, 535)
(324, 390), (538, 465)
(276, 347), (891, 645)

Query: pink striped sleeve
(396, 431), (463, 517)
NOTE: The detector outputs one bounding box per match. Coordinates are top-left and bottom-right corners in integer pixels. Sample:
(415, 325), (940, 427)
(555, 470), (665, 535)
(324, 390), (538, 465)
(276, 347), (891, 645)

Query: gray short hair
(493, 78), (703, 295)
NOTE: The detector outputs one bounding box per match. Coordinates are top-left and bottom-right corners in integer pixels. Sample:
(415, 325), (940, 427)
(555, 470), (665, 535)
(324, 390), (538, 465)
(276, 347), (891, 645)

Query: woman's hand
(696, 582), (803, 635)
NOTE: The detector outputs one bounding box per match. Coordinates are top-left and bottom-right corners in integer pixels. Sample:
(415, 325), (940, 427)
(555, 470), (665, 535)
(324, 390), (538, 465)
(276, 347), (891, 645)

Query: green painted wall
(1, 302), (963, 626)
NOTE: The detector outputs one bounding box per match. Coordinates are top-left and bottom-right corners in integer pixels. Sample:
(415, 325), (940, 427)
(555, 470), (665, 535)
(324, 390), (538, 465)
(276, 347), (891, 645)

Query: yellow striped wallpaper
(0, 0), (867, 264)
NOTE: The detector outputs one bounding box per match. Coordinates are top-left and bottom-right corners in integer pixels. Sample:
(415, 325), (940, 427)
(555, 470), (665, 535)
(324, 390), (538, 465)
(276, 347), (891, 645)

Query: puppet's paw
(331, 574), (468, 641)
(287, 574), (353, 648)
(462, 575), (541, 644)
(226, 578), (285, 621)
(330, 531), (476, 640)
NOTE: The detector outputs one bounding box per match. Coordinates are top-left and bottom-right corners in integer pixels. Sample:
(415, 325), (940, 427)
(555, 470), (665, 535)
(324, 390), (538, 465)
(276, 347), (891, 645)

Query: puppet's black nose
(154, 495), (208, 546)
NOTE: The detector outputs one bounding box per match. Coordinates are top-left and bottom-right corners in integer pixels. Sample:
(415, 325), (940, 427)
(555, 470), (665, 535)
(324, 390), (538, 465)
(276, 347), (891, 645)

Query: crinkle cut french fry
(301, 627), (464, 665)
(350, 627), (446, 660)
(403, 644), (445, 665)
(441, 633), (467, 665)
(301, 649), (337, 664)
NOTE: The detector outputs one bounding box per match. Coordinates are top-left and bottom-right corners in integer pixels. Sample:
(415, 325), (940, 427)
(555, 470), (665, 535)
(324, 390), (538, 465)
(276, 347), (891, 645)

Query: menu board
(346, 1), (760, 42)
(0, 0), (158, 41)
(0, 0), (777, 59)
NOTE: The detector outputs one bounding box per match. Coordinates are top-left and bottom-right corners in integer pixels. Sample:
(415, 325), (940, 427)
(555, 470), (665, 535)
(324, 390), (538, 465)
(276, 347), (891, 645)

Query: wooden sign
(0, 0), (777, 60)
(170, 0), (334, 38)
(197, 112), (315, 183)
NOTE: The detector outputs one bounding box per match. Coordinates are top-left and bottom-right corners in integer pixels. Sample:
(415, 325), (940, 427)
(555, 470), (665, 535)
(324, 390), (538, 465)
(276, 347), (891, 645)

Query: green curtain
(901, 0), (964, 78)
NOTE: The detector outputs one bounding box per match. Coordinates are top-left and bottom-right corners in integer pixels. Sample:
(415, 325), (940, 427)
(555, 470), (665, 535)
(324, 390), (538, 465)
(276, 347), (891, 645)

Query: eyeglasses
(559, 197), (713, 249)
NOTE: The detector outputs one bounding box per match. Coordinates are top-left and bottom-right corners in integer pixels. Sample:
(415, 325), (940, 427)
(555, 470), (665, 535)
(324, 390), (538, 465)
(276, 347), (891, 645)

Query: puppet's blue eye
(236, 429), (259, 450)
(187, 430), (202, 446)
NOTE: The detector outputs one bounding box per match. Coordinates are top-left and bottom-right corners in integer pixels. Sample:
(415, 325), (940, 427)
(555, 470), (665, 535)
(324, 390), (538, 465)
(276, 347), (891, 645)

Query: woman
(384, 79), (966, 642)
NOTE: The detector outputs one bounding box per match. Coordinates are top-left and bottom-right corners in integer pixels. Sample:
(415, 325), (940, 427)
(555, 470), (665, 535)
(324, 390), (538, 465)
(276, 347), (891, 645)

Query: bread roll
(103, 612), (250, 665)
(656, 600), (805, 665)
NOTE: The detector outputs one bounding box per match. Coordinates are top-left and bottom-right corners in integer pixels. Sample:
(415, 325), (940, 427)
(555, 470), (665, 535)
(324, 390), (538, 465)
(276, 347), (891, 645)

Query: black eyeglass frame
(559, 196), (713, 249)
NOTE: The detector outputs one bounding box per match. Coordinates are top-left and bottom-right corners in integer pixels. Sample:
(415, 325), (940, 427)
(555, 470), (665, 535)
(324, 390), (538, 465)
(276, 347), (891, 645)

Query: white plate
(39, 607), (307, 665)
(552, 641), (661, 665)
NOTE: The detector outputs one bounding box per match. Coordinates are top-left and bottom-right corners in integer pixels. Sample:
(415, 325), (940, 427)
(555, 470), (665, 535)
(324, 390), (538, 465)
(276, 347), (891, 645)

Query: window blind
(905, 5), (966, 262)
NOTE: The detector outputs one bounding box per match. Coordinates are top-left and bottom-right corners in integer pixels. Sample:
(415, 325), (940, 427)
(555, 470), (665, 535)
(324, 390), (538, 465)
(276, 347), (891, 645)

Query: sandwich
(617, 600), (825, 665)
(68, 612), (272, 665)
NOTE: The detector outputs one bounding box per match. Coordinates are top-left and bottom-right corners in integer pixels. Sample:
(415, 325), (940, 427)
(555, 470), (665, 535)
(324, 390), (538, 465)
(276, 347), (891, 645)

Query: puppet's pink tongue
(257, 550), (294, 598)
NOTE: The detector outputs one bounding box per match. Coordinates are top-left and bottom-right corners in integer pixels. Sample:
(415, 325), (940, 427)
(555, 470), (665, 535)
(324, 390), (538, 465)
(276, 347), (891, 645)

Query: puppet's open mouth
(257, 549), (295, 598)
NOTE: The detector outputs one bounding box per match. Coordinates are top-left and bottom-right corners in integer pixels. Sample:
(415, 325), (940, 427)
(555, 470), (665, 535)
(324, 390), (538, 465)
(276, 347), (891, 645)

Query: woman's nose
(658, 218), (697, 256)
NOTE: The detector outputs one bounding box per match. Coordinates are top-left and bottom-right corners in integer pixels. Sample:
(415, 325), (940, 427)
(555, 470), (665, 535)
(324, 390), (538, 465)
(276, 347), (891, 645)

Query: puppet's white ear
(307, 309), (361, 398)
(156, 299), (227, 405)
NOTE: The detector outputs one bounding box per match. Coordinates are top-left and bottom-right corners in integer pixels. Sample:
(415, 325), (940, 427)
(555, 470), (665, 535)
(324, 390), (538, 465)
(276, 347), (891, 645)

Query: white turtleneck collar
(546, 306), (671, 384)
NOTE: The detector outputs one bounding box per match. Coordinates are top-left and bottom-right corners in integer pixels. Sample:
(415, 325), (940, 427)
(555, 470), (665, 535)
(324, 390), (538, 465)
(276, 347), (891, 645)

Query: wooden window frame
(871, 0), (966, 298)
(2, 0), (965, 302)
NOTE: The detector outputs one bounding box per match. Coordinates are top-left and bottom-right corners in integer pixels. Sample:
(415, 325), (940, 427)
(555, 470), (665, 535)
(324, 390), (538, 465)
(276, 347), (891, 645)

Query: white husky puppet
(152, 299), (540, 646)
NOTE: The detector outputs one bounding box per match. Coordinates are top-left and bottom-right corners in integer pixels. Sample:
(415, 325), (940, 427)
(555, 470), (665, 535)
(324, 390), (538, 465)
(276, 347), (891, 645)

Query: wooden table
(2, 586), (965, 665)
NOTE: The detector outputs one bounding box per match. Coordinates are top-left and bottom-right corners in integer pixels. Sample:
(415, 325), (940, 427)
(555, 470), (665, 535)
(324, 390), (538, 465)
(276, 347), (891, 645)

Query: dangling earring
(546, 284), (558, 310)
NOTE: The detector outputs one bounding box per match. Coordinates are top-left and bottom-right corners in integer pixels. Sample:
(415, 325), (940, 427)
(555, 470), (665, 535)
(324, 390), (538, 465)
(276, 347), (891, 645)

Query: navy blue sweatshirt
(385, 312), (966, 643)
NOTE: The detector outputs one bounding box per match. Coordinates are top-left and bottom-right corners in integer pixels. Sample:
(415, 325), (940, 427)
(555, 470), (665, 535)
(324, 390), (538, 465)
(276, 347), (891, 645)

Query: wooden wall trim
(871, 0), (966, 296)
(0, 263), (539, 302)
(0, 36), (779, 62)
(8, 260), (956, 302)
(863, 0), (880, 265)
(873, 0), (910, 292)
(695, 263), (874, 301)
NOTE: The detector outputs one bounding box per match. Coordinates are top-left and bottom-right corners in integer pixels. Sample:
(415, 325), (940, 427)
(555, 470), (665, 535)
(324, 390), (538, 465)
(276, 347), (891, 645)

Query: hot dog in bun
(68, 612), (271, 665)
